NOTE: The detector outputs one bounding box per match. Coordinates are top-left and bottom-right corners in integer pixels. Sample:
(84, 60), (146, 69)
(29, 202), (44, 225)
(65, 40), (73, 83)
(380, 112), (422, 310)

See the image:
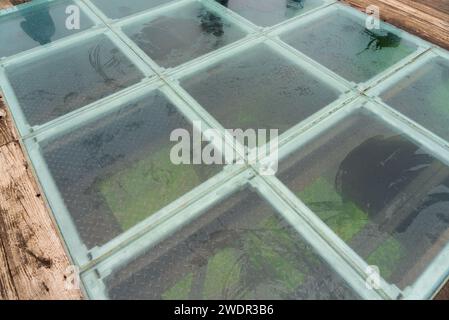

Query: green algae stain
(298, 177), (369, 242)
(162, 273), (193, 300)
(161, 216), (314, 299)
(99, 147), (201, 230)
(367, 237), (404, 280)
(203, 248), (242, 299)
(298, 176), (406, 280)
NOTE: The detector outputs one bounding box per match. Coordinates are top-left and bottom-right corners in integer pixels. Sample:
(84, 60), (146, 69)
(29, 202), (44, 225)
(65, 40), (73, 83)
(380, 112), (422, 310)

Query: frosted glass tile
(41, 90), (221, 248)
(278, 109), (449, 289)
(91, 0), (170, 19)
(215, 0), (324, 26)
(104, 188), (358, 300)
(122, 1), (247, 68)
(6, 34), (144, 127)
(381, 57), (449, 142)
(181, 44), (341, 136)
(0, 0), (95, 58)
(281, 9), (417, 82)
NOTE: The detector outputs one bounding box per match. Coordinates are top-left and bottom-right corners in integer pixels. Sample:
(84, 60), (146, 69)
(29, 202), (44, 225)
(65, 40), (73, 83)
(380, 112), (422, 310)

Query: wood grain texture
(341, 0), (449, 50)
(1, 0), (82, 301)
(0, 97), (83, 300)
(436, 282), (449, 300)
(0, 1), (11, 10)
(0, 97), (18, 148)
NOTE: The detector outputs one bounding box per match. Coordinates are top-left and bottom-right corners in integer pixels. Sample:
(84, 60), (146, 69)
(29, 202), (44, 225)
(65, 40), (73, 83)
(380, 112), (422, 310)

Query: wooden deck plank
(0, 97), (82, 300)
(1, 0), (82, 301)
(0, 97), (18, 148)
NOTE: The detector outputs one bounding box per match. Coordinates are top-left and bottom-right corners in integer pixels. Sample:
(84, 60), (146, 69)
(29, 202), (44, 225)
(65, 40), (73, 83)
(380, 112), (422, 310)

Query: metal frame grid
(0, 0), (448, 300)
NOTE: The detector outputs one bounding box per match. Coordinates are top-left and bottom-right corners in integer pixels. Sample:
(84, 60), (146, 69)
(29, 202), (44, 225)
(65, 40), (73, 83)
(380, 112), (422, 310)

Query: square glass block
(122, 1), (247, 68)
(6, 34), (144, 127)
(277, 109), (449, 289)
(181, 44), (341, 135)
(0, 0), (95, 58)
(215, 0), (324, 27)
(280, 9), (417, 83)
(104, 188), (358, 300)
(381, 57), (449, 142)
(91, 0), (170, 20)
(41, 90), (221, 248)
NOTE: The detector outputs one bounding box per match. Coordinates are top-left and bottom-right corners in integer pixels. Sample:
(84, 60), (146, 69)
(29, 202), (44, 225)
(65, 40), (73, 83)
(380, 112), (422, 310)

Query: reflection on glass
(20, 4), (55, 45)
(0, 0), (93, 58)
(278, 110), (449, 288)
(199, 7), (225, 37)
(286, 0), (305, 10)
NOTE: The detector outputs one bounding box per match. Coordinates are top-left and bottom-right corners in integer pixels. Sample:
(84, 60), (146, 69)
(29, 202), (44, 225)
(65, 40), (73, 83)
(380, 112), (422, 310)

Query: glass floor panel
(280, 8), (417, 83)
(122, 0), (247, 68)
(91, 0), (173, 19)
(0, 0), (95, 58)
(5, 34), (144, 127)
(278, 109), (449, 289)
(41, 90), (221, 248)
(181, 43), (341, 135)
(104, 188), (359, 300)
(380, 57), (449, 143)
(0, 0), (447, 299)
(214, 0), (324, 27)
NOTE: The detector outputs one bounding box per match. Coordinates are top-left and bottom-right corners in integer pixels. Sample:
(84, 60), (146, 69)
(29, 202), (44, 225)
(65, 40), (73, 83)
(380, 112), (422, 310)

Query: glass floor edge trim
(0, 0), (448, 300)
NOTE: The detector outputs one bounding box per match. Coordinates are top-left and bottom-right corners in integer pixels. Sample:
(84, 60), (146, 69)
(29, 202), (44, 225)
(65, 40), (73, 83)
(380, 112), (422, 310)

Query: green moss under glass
(297, 177), (405, 279)
(161, 216), (318, 299)
(99, 147), (216, 230)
